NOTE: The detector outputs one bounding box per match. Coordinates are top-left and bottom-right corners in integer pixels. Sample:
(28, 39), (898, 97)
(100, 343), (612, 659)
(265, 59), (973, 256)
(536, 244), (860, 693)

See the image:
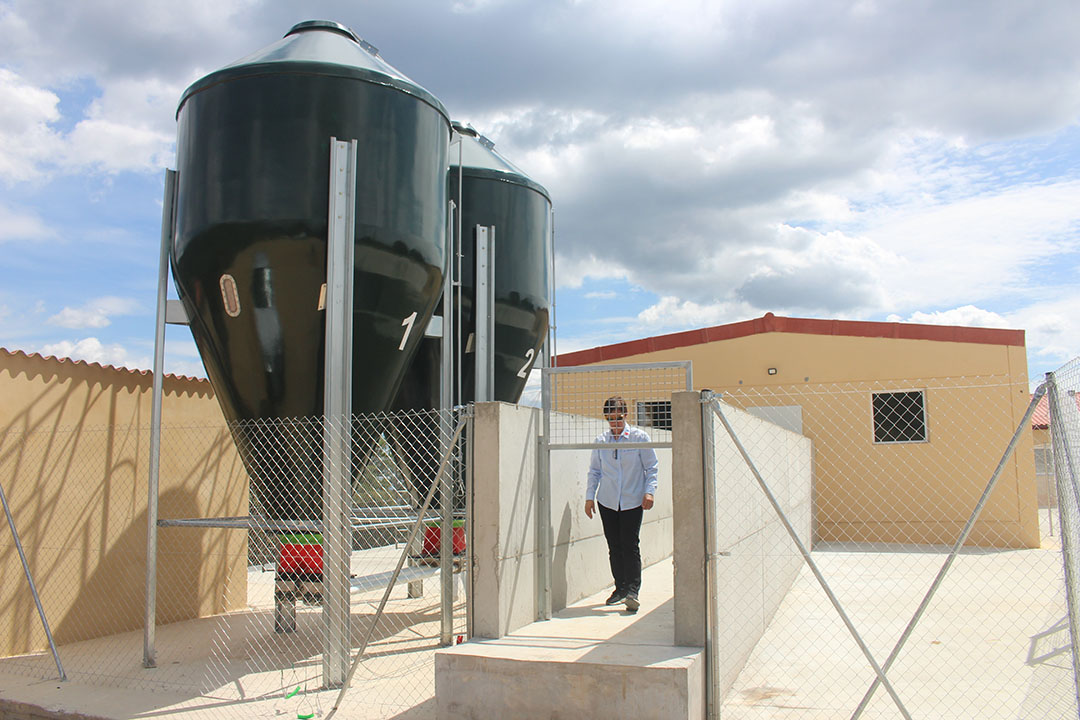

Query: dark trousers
(598, 503), (643, 596)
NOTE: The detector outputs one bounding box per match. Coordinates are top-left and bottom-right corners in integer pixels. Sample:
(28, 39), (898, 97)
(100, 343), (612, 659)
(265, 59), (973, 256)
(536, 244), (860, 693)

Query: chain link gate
(701, 370), (1080, 719)
(539, 361), (691, 617)
(0, 406), (471, 719)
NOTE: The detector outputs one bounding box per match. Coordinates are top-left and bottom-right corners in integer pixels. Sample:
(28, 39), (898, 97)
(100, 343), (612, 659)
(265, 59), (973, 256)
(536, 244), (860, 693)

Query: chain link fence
(0, 406), (469, 719)
(704, 372), (1078, 719)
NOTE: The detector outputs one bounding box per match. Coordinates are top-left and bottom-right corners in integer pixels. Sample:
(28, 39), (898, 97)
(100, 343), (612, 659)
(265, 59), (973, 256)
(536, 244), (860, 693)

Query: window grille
(872, 390), (927, 443)
(636, 400), (673, 431)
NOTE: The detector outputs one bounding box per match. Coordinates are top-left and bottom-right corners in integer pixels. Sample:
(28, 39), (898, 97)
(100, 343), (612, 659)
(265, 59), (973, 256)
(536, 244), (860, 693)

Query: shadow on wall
(51, 488), (212, 643)
(552, 504), (572, 610)
(0, 349), (245, 657)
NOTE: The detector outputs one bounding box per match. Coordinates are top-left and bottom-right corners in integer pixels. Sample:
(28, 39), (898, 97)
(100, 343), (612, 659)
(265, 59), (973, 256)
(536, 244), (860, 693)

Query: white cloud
(886, 305), (1011, 328)
(555, 254), (630, 289)
(634, 296), (743, 330)
(858, 179), (1080, 310)
(48, 297), (141, 329)
(0, 69), (63, 183)
(38, 337), (151, 371)
(0, 203), (53, 242)
(584, 291), (617, 300)
(61, 77), (179, 173)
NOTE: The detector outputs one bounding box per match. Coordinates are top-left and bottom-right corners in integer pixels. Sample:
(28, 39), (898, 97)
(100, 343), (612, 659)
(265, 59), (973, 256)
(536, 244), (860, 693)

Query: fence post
(1047, 370), (1080, 713)
(671, 390), (708, 691)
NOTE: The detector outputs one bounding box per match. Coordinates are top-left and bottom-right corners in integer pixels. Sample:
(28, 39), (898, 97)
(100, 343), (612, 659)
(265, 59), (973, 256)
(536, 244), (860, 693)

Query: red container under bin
(277, 543), (323, 575)
(422, 526), (465, 556)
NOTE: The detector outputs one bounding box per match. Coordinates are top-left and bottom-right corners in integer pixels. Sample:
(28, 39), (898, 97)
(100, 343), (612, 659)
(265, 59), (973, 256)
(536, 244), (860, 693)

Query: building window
(1034, 445), (1054, 476)
(872, 390), (927, 444)
(636, 400), (672, 431)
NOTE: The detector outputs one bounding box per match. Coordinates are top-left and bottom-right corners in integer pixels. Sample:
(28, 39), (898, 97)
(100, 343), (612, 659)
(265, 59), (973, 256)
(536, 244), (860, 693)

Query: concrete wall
(0, 349), (248, 658)
(673, 391), (813, 697)
(470, 401), (673, 638)
(708, 398), (813, 695)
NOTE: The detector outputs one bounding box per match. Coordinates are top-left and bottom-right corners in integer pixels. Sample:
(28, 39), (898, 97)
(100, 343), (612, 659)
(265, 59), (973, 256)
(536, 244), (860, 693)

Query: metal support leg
(144, 168), (177, 669)
(322, 137), (357, 688)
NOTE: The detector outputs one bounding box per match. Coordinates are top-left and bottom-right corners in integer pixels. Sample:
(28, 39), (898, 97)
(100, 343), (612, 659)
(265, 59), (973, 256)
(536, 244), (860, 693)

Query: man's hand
(642, 493), (654, 510)
(585, 499), (595, 519)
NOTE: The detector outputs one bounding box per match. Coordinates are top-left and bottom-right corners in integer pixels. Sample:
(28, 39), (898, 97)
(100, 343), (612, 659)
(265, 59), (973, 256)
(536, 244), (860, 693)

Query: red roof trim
(0, 346), (209, 384)
(556, 313), (1026, 367)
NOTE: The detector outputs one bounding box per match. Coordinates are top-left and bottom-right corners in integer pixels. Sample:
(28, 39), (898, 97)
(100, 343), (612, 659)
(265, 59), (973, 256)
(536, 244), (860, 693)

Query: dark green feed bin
(393, 123), (552, 412)
(171, 21), (452, 522)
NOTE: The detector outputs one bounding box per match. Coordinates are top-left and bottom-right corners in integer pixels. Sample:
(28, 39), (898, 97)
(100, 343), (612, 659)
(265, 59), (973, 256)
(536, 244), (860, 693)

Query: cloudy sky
(1, 0), (1078, 382)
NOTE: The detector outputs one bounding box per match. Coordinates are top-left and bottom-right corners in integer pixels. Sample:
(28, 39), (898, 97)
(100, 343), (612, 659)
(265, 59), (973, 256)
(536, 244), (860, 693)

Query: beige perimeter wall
(0, 350), (248, 658)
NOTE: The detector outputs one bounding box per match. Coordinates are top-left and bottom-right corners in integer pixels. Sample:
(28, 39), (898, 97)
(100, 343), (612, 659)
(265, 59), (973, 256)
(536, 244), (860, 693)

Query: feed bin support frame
(143, 139), (362, 689)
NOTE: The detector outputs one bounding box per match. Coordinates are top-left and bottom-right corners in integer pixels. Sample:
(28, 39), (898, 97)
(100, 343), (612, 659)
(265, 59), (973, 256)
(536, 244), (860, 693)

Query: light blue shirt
(586, 424), (659, 511)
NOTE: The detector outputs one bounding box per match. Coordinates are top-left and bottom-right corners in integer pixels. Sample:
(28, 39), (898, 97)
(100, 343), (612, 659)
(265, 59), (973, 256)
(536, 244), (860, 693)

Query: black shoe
(624, 594), (640, 612)
(605, 589), (627, 605)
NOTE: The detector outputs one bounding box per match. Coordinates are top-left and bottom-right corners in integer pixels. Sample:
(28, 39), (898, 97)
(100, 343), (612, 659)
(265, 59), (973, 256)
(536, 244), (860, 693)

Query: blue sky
(1, 0), (1079, 385)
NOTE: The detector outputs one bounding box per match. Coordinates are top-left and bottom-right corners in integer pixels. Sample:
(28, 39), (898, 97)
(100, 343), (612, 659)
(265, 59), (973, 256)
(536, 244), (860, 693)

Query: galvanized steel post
(322, 138), (357, 688)
(144, 168), (177, 669)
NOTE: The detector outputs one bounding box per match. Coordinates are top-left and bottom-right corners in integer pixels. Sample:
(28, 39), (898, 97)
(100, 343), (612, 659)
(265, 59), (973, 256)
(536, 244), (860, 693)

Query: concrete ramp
(435, 559), (703, 720)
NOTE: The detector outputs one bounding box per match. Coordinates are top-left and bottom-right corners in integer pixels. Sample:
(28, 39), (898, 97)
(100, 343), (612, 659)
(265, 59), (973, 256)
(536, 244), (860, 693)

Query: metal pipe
(549, 206), (557, 368)
(710, 400), (913, 720)
(440, 136), (460, 646)
(849, 384), (1048, 720)
(455, 140), (464, 408)
(539, 368), (554, 620)
(466, 409), (476, 639)
(700, 392), (719, 720)
(543, 441), (673, 451)
(144, 167), (177, 669)
(440, 411), (455, 645)
(0, 479), (65, 680)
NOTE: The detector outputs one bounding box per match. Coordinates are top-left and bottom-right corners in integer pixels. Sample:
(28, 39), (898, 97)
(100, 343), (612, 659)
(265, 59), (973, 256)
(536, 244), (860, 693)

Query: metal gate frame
(538, 361), (692, 619)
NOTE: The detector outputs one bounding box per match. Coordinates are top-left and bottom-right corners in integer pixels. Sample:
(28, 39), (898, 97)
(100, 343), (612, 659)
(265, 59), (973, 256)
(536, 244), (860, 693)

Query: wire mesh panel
(0, 407), (469, 719)
(544, 361), (691, 448)
(703, 374), (1077, 720)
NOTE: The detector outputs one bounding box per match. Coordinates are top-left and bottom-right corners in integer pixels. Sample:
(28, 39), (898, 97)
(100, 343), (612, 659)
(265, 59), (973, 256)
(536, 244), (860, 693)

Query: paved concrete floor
(0, 545), (464, 720)
(1, 531), (1077, 719)
(721, 524), (1077, 719)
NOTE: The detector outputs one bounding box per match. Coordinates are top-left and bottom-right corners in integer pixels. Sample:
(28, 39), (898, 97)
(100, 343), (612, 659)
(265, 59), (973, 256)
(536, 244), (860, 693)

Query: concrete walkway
(436, 559), (699, 719)
(1, 540), (1077, 719)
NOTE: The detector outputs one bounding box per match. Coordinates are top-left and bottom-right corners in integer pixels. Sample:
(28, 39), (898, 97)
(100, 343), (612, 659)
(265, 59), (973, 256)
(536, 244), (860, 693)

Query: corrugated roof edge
(0, 346), (210, 385)
(556, 312), (1026, 367)
(1031, 391), (1080, 430)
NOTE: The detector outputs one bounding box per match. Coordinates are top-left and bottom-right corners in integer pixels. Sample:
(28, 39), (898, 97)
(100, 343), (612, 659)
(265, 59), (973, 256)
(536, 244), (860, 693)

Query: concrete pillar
(469, 401), (503, 638)
(672, 391), (706, 647)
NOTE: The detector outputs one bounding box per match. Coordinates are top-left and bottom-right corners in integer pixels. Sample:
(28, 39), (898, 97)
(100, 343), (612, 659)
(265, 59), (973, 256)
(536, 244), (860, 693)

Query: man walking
(584, 396), (659, 612)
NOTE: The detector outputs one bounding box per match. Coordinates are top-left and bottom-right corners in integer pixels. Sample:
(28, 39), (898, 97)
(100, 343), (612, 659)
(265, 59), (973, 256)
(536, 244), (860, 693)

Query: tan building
(557, 313), (1039, 549)
(0, 348), (248, 658)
